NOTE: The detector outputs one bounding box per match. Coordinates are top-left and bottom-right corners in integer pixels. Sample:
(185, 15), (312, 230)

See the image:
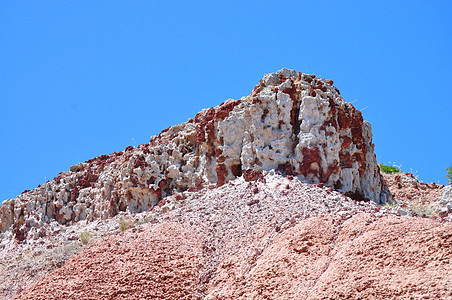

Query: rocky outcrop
(3, 69), (450, 300)
(14, 173), (452, 300)
(435, 185), (452, 216)
(0, 68), (389, 244)
(383, 171), (444, 205)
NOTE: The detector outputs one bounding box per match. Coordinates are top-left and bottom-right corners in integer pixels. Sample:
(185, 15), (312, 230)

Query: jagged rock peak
(0, 68), (389, 238)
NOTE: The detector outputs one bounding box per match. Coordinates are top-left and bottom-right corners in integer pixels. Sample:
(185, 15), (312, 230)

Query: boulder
(434, 185), (452, 216)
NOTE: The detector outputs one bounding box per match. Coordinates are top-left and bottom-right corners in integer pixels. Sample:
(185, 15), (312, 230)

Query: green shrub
(446, 164), (452, 184)
(135, 217), (150, 226)
(118, 218), (132, 231)
(409, 204), (435, 217)
(384, 201), (398, 209)
(379, 163), (402, 174)
(80, 231), (91, 245)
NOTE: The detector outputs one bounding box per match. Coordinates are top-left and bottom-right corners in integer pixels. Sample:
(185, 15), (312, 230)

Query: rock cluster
(1, 68), (388, 244)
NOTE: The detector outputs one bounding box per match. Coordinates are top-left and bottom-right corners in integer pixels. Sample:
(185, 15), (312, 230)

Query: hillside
(1, 69), (451, 299)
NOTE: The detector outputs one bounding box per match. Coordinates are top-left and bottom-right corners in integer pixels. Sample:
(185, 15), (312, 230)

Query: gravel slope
(15, 173), (452, 299)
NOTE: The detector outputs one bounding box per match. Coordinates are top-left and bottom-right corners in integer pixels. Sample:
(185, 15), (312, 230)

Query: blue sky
(1, 1), (451, 203)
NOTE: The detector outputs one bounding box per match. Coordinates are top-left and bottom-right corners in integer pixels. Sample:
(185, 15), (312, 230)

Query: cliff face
(0, 68), (388, 240)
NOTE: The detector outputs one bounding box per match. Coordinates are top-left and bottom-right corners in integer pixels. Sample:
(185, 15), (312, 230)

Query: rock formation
(382, 171), (446, 216)
(3, 68), (449, 299)
(435, 185), (452, 216)
(0, 68), (389, 243)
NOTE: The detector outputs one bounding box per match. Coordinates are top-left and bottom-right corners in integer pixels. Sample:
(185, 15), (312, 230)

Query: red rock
(70, 186), (79, 202)
(130, 174), (139, 187)
(133, 156), (146, 169)
(278, 73), (287, 83)
(278, 162), (295, 175)
(230, 164), (242, 177)
(216, 156), (226, 163)
(188, 178), (204, 192)
(252, 79), (264, 96)
(247, 199), (259, 206)
(108, 192), (119, 217)
(243, 169), (263, 182)
(345, 190), (367, 201)
(215, 164), (228, 186)
(214, 147), (222, 158)
(195, 126), (205, 146)
(299, 146), (321, 178)
(12, 222), (26, 242)
(322, 160), (339, 182)
(340, 135), (352, 148)
(337, 107), (351, 129)
(214, 100), (241, 121)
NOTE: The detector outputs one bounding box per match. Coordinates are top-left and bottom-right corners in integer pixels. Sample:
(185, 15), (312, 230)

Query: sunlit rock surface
(1, 68), (388, 239)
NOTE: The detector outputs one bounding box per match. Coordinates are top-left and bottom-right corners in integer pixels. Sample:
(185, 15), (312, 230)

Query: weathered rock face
(0, 68), (388, 241)
(435, 185), (452, 215)
(382, 172), (447, 217)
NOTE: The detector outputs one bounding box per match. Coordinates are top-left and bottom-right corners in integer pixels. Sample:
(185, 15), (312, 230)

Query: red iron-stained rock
(339, 151), (353, 168)
(216, 164), (228, 186)
(230, 164), (242, 177)
(243, 169), (263, 182)
(70, 186), (79, 202)
(341, 135), (352, 148)
(337, 107), (351, 129)
(299, 147), (321, 178)
(214, 100), (241, 121)
(252, 79), (264, 96)
(188, 178), (205, 192)
(133, 156), (146, 169)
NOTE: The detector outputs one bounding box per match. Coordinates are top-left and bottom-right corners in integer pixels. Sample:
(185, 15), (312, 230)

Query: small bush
(80, 231), (91, 245)
(379, 163), (402, 174)
(446, 164), (452, 184)
(118, 219), (132, 231)
(135, 217), (150, 226)
(384, 201), (398, 209)
(409, 204), (435, 217)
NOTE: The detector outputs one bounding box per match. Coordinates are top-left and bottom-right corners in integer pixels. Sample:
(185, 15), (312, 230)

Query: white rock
(434, 185), (452, 215)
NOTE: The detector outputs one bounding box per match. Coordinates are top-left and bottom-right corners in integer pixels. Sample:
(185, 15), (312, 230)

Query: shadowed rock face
(1, 68), (388, 242)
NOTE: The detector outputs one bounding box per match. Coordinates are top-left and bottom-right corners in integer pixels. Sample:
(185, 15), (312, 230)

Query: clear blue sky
(1, 1), (451, 203)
